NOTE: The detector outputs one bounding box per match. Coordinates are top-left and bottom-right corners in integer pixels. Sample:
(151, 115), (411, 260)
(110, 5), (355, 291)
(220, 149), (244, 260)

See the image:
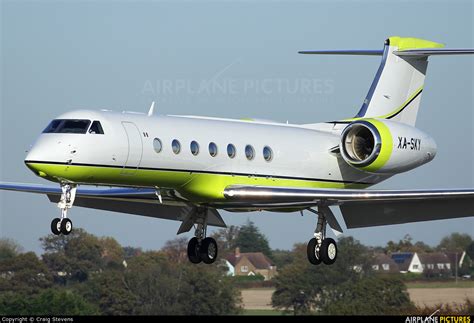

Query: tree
(234, 220), (272, 258)
(272, 237), (373, 315)
(466, 242), (474, 260)
(0, 238), (23, 261)
(437, 233), (473, 252)
(320, 276), (414, 315)
(80, 269), (138, 315)
(0, 252), (53, 295)
(123, 251), (241, 315)
(123, 246), (142, 259)
(99, 237), (125, 268)
(41, 228), (104, 283)
(271, 249), (295, 269)
(124, 251), (185, 315)
(161, 237), (189, 264)
(178, 265), (242, 315)
(384, 235), (433, 253)
(0, 289), (98, 315)
(212, 225), (240, 255)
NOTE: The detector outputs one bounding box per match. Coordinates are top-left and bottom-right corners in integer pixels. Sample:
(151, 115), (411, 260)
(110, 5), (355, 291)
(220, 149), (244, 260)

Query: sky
(1, 0), (473, 254)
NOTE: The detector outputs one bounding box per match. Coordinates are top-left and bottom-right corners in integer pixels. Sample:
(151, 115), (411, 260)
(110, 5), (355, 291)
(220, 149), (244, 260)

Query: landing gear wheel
(199, 237), (218, 264)
(307, 238), (322, 265)
(320, 238), (337, 265)
(60, 218), (73, 235)
(187, 237), (202, 264)
(51, 218), (62, 235)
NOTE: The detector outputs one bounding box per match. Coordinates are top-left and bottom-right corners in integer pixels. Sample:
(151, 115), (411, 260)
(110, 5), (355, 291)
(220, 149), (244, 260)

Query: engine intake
(341, 121), (381, 167)
(339, 119), (437, 174)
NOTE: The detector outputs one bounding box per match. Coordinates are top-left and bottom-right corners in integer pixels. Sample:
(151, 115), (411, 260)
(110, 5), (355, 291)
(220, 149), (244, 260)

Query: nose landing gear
(50, 183), (76, 236)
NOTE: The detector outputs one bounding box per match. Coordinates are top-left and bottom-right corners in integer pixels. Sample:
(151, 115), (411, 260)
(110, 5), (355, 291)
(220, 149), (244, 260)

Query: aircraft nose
(24, 144), (49, 178)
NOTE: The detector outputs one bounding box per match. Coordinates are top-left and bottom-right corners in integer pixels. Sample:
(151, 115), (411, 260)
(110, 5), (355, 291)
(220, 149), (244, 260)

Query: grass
(241, 309), (286, 316)
(405, 280), (474, 289)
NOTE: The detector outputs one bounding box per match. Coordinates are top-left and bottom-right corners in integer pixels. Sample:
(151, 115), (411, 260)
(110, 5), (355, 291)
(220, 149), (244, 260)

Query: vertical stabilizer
(354, 37), (444, 126)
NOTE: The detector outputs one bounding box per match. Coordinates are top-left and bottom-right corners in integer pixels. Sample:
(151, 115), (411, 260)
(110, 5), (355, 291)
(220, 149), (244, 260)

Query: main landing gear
(51, 183), (77, 236)
(186, 209), (218, 265)
(306, 207), (338, 265)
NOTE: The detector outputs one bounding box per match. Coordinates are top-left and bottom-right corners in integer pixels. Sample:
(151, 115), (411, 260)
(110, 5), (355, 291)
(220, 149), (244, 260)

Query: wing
(0, 182), (226, 229)
(222, 185), (474, 229)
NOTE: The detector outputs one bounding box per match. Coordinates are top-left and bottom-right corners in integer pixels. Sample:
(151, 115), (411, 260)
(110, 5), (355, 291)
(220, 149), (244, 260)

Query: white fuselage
(25, 110), (400, 204)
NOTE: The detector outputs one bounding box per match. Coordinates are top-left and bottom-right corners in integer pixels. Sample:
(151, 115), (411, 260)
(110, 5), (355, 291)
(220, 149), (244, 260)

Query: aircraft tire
(321, 238), (337, 265)
(199, 237), (218, 264)
(51, 218), (62, 235)
(60, 218), (73, 235)
(307, 238), (322, 265)
(187, 237), (202, 264)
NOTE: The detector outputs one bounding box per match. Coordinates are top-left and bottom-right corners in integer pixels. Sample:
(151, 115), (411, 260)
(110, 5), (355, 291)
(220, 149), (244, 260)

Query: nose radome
(24, 134), (68, 178)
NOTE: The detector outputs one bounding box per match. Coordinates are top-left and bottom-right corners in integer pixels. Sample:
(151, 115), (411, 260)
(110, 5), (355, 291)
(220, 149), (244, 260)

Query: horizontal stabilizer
(298, 50), (383, 56)
(394, 48), (474, 57)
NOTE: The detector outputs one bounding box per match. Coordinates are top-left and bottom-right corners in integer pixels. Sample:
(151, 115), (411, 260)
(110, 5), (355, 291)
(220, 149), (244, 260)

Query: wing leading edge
(223, 185), (474, 229)
(0, 182), (226, 228)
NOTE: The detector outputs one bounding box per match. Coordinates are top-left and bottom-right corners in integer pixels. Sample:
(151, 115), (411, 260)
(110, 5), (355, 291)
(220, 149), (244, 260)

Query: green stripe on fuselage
(25, 162), (369, 202)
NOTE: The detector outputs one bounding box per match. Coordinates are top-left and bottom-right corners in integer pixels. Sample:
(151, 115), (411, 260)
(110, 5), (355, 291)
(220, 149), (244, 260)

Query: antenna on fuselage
(147, 101), (155, 117)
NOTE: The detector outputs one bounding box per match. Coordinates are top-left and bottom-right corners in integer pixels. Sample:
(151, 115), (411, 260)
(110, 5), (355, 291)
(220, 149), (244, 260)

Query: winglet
(147, 101), (155, 117)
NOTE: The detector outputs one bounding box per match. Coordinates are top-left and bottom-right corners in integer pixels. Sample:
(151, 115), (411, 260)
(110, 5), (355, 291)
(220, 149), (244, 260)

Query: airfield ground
(240, 281), (474, 311)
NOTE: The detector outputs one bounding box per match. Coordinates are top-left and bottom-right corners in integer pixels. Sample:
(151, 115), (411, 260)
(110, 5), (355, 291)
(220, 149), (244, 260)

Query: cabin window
(153, 138), (162, 153)
(209, 142), (218, 157)
(263, 146), (273, 162)
(172, 139), (181, 154)
(42, 119), (91, 134)
(241, 266), (248, 273)
(88, 121), (104, 134)
(245, 145), (255, 160)
(190, 141), (199, 156)
(227, 144), (236, 158)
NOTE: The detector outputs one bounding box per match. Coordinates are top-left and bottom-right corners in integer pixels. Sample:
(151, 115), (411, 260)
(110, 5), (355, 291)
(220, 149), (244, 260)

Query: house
(444, 251), (467, 271)
(225, 248), (277, 281)
(372, 253), (399, 273)
(418, 253), (452, 276)
(390, 251), (464, 276)
(390, 252), (423, 273)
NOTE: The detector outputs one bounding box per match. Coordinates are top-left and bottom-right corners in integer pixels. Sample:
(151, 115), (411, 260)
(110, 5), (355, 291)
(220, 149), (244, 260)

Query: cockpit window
(42, 119), (91, 134)
(42, 120), (62, 133)
(88, 121), (104, 134)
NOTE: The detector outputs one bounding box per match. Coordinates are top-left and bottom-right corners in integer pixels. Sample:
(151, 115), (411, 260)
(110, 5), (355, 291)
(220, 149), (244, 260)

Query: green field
(405, 280), (474, 289)
(242, 309), (286, 316)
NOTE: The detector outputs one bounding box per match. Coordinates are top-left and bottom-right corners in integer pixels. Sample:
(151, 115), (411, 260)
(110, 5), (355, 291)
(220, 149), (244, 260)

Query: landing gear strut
(186, 209), (218, 264)
(306, 207), (338, 265)
(51, 183), (76, 236)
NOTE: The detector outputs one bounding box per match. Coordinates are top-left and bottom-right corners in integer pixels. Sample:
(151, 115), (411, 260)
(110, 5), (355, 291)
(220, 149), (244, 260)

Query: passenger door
(121, 122), (143, 175)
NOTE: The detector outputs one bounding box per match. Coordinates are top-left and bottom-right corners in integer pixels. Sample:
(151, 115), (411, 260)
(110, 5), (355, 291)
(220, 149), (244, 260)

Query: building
(390, 252), (423, 273)
(418, 253), (452, 276)
(444, 251), (467, 271)
(372, 253), (399, 273)
(390, 251), (465, 276)
(225, 248), (277, 281)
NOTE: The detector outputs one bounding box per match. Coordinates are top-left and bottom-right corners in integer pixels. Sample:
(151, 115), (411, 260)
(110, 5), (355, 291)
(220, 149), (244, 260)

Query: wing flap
(341, 198), (474, 228)
(223, 185), (474, 228)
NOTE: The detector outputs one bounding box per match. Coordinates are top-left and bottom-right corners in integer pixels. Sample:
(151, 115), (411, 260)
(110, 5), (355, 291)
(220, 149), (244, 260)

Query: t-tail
(300, 36), (474, 126)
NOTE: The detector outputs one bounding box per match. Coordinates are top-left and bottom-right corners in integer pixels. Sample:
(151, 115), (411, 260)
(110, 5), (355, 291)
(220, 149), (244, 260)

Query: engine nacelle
(339, 119), (437, 174)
